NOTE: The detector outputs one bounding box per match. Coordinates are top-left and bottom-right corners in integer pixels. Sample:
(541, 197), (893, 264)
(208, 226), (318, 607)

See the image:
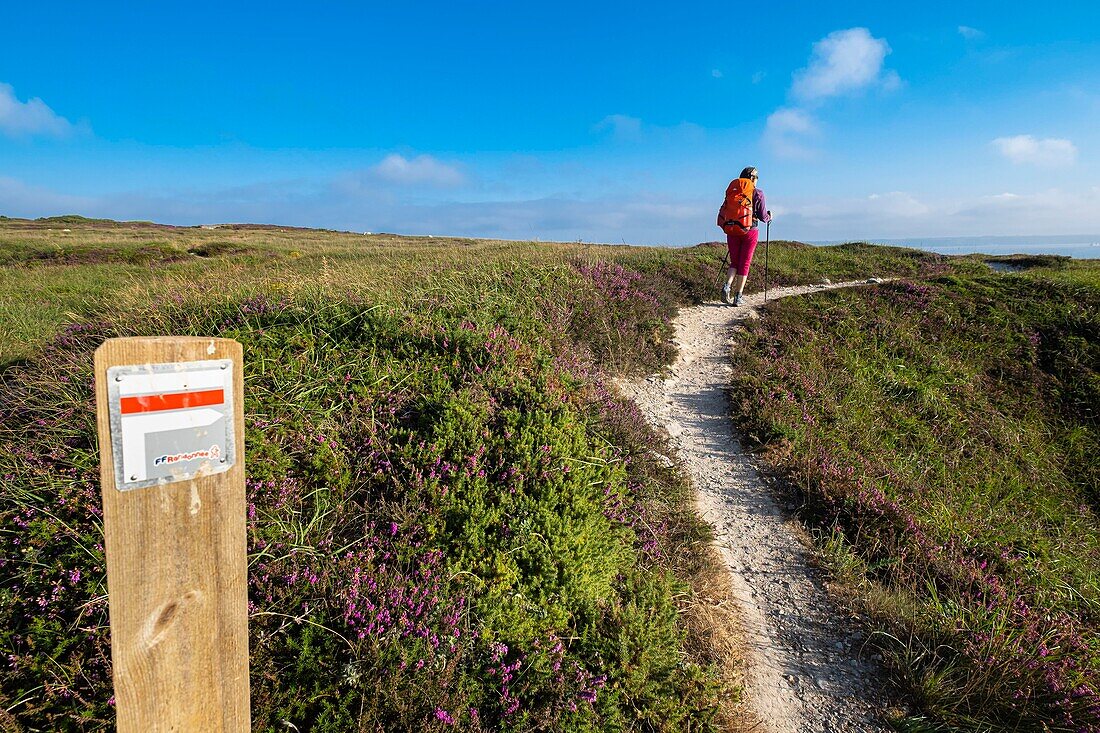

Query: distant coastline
(810, 235), (1100, 259)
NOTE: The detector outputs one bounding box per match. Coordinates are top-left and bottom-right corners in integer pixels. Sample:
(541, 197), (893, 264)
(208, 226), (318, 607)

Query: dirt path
(617, 282), (893, 733)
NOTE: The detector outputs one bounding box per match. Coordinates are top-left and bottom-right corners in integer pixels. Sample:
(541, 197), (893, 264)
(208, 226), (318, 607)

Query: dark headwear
(739, 166), (758, 180)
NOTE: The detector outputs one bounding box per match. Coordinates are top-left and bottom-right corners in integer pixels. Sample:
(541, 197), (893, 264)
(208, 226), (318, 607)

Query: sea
(810, 236), (1100, 260)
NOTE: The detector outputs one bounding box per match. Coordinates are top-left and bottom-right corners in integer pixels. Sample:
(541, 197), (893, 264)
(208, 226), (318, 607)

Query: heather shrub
(728, 273), (1100, 731)
(1, 281), (716, 731)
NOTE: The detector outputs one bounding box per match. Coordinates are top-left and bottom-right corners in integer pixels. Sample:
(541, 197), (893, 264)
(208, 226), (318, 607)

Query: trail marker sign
(95, 337), (250, 732)
(106, 359), (237, 489)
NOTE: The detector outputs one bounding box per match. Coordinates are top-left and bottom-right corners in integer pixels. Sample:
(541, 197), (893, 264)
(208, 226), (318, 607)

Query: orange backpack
(717, 178), (755, 234)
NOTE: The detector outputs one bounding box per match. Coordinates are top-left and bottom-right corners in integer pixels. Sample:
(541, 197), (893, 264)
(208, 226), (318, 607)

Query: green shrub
(1, 277), (716, 731)
(728, 273), (1100, 731)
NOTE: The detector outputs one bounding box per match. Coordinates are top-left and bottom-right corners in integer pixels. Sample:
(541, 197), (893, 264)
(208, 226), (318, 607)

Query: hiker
(717, 166), (772, 306)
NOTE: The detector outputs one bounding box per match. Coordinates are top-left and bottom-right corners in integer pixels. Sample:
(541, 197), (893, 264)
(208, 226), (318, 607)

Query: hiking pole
(764, 218), (771, 303)
(715, 250), (729, 289)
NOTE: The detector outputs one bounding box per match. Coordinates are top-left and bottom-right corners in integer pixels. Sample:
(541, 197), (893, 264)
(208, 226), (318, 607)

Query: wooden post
(94, 337), (250, 732)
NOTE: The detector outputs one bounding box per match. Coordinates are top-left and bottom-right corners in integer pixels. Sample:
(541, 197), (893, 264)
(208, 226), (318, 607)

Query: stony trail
(616, 282), (894, 733)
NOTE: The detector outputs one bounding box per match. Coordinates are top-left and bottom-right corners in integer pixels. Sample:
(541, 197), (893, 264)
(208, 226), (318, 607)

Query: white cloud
(593, 114), (704, 144)
(8, 170), (1100, 245)
(791, 191), (930, 224)
(880, 69), (903, 92)
(957, 25), (986, 40)
(951, 186), (1100, 233)
(776, 186), (1100, 239)
(866, 191), (931, 217)
(0, 82), (79, 138)
(791, 28), (896, 103)
(594, 114), (643, 140)
(405, 195), (710, 243)
(752, 71), (766, 84)
(766, 108), (817, 135)
(762, 28), (898, 160)
(371, 153), (465, 187)
(763, 108), (819, 159)
(711, 69), (723, 79)
(0, 175), (91, 212)
(992, 135), (1077, 167)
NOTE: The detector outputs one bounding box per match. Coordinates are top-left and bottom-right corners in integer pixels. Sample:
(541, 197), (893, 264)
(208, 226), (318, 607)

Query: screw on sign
(94, 337), (250, 732)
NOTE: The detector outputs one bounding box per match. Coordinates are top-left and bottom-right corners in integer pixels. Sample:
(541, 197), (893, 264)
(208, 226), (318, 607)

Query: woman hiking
(717, 166), (771, 306)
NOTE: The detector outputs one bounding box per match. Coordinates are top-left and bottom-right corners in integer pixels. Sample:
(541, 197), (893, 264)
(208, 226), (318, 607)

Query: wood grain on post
(94, 337), (250, 732)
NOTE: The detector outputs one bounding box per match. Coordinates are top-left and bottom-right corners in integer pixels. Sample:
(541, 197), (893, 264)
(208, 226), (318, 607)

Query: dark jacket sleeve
(754, 188), (771, 224)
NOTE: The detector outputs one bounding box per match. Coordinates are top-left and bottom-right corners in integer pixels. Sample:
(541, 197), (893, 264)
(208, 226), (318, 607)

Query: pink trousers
(726, 229), (759, 277)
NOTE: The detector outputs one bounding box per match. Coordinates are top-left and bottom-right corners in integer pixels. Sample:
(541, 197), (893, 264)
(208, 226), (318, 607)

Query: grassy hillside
(0, 218), (986, 731)
(0, 217), (989, 366)
(728, 258), (1100, 731)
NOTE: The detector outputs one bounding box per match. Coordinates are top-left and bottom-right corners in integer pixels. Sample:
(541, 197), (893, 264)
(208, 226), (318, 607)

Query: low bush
(728, 273), (1100, 731)
(1, 268), (721, 731)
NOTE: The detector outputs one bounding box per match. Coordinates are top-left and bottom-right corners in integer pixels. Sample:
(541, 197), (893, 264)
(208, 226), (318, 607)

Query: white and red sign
(107, 360), (236, 490)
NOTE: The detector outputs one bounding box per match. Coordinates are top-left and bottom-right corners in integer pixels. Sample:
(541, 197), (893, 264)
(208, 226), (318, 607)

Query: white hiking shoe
(733, 292), (745, 306)
(721, 283), (731, 304)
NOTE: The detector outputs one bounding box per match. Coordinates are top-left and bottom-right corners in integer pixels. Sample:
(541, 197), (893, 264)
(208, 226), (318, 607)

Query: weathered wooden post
(94, 337), (250, 732)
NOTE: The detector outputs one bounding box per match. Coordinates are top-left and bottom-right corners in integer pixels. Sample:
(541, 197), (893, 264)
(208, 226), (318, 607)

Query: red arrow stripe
(120, 389), (225, 414)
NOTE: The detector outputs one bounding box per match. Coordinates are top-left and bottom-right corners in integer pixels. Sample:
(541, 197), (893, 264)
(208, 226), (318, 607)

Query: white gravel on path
(616, 282), (895, 733)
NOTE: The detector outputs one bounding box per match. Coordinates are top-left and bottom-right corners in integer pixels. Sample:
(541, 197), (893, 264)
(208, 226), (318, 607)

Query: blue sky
(2, 1), (1099, 244)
